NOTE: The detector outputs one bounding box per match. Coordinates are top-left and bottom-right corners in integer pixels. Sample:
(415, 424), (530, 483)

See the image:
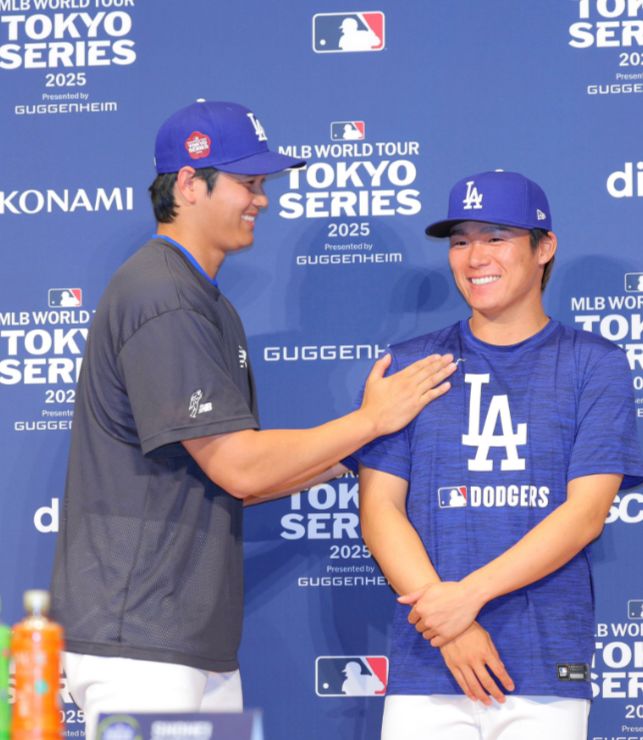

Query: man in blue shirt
(353, 171), (643, 739)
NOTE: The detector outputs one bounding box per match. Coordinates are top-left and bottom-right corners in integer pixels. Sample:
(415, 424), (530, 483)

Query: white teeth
(242, 215), (255, 222)
(471, 276), (499, 285)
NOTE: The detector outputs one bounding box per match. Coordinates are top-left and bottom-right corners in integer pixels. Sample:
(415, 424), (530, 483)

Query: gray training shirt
(51, 237), (259, 672)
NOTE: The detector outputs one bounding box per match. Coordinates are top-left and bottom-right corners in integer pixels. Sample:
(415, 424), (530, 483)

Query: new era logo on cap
(313, 12), (384, 53)
(331, 121), (365, 140)
(316, 656), (387, 696)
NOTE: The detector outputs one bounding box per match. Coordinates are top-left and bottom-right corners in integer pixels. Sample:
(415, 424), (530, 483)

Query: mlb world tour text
(0, 7), (136, 69)
(0, 313), (89, 386)
(572, 294), (643, 404)
(278, 142), (421, 220)
(570, 0), (643, 47)
(593, 623), (643, 711)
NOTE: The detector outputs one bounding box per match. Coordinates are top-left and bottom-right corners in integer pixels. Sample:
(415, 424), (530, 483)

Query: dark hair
(149, 167), (221, 223)
(529, 228), (555, 293)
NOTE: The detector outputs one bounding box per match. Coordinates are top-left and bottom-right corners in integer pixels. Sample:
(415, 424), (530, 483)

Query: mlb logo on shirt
(438, 486), (467, 509)
(313, 12), (385, 53)
(49, 288), (82, 307)
(628, 600), (643, 619)
(315, 656), (387, 697)
(625, 273), (643, 292)
(331, 121), (365, 140)
(557, 663), (589, 682)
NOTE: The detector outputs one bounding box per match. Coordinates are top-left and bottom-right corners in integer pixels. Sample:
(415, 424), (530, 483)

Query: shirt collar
(153, 234), (219, 287)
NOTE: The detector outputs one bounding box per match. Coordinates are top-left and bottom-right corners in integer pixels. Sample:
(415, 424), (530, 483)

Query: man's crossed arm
(359, 465), (621, 705)
(399, 473), (621, 645)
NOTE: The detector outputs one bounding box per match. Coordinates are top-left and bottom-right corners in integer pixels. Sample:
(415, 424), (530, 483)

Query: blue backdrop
(2, 2), (643, 738)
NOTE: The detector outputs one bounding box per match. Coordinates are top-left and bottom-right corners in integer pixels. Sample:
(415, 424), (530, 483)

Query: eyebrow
(231, 173), (264, 181)
(449, 224), (513, 237)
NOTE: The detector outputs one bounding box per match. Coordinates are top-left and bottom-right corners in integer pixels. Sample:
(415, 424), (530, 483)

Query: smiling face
(448, 221), (551, 326)
(197, 171), (268, 255)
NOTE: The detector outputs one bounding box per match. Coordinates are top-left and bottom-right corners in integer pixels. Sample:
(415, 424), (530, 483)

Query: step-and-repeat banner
(1, 2), (642, 739)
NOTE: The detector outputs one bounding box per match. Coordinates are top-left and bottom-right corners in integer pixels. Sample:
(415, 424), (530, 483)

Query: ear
(537, 231), (557, 266)
(175, 167), (199, 206)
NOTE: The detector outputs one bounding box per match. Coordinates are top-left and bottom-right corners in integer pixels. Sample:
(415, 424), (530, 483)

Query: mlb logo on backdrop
(331, 121), (365, 140)
(316, 656), (387, 697)
(628, 600), (643, 619)
(438, 486), (467, 508)
(49, 289), (82, 307)
(625, 273), (643, 292)
(313, 12), (385, 53)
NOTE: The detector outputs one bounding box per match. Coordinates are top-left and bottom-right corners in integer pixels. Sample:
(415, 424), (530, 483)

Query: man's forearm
(407, 474), (622, 646)
(359, 467), (440, 594)
(462, 474), (622, 609)
(359, 465), (514, 704)
(243, 464), (349, 506)
(185, 353), (456, 498)
(363, 503), (440, 595)
(186, 410), (380, 498)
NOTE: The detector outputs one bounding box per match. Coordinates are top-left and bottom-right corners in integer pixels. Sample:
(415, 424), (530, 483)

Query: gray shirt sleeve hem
(141, 415), (260, 456)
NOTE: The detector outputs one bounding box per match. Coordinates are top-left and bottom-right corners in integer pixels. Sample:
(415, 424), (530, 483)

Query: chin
(469, 297), (503, 313)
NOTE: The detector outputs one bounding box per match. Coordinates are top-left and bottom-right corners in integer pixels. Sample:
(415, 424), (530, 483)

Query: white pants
(382, 694), (590, 740)
(64, 653), (243, 740)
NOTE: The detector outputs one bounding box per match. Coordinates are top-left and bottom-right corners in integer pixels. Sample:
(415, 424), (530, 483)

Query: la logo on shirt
(462, 373), (527, 472)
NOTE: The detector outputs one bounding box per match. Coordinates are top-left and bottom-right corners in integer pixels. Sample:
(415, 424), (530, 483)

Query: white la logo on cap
(463, 180), (483, 210)
(247, 112), (268, 142)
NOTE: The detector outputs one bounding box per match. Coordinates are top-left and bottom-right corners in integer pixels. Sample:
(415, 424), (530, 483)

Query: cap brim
(425, 219), (464, 238)
(426, 216), (545, 239)
(216, 150), (305, 175)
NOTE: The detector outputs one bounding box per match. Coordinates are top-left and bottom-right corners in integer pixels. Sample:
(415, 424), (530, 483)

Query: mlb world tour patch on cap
(557, 663), (590, 681)
(185, 132), (211, 160)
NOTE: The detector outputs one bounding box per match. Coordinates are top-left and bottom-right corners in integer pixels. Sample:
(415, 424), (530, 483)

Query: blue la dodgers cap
(425, 170), (552, 238)
(154, 100), (306, 175)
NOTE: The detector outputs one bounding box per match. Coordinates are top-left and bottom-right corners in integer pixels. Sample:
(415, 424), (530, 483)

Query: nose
(468, 241), (490, 268)
(252, 183), (268, 208)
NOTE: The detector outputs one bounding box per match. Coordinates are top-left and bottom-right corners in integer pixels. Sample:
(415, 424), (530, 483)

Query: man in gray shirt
(51, 100), (456, 739)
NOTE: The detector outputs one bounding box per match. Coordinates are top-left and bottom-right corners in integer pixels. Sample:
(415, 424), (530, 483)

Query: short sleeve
(117, 309), (258, 456)
(568, 346), (643, 490)
(346, 351), (413, 482)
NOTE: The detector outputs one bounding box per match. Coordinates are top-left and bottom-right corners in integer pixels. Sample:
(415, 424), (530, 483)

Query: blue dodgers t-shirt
(354, 319), (643, 699)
